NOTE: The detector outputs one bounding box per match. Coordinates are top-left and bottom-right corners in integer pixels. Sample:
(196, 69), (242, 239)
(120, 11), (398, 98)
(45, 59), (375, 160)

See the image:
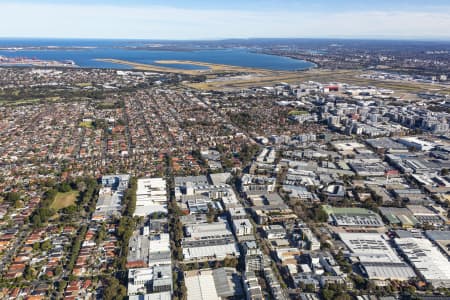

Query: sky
(0, 0), (450, 40)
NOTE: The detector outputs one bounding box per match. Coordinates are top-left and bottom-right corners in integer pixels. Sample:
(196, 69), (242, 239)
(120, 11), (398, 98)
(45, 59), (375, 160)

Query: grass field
(0, 96), (62, 106)
(51, 191), (79, 210)
(188, 68), (450, 96)
(96, 58), (450, 96)
(76, 82), (92, 87)
(288, 110), (308, 115)
(95, 58), (272, 75)
(79, 120), (94, 128)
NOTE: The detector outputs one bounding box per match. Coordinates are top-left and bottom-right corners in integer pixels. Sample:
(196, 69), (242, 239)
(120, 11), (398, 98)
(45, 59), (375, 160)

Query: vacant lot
(51, 191), (79, 210)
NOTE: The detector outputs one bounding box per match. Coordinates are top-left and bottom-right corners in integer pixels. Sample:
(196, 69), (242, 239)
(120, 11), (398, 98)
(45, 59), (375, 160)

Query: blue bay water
(0, 38), (315, 71)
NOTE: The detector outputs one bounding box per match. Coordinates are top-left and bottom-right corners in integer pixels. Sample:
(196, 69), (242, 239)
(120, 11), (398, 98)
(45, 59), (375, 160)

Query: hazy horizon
(1, 0), (450, 40)
(1, 37), (450, 43)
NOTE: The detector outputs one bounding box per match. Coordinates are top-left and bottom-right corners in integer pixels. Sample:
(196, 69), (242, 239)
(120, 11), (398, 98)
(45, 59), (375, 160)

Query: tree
(24, 265), (34, 281)
(404, 285), (416, 295)
(59, 183), (72, 193)
(314, 207), (328, 222)
(223, 257), (238, 268)
(62, 205), (77, 215)
(352, 274), (367, 289)
(33, 242), (40, 252)
(55, 265), (63, 276)
(322, 288), (335, 300)
(13, 198), (23, 208)
(95, 224), (107, 244)
(335, 294), (352, 300)
(58, 280), (67, 292)
(41, 239), (52, 252)
(76, 180), (87, 192)
(43, 189), (58, 205)
(238, 143), (260, 164)
(103, 276), (126, 300)
(31, 214), (42, 228)
(305, 284), (316, 293)
(222, 157), (234, 169)
(6, 192), (21, 203)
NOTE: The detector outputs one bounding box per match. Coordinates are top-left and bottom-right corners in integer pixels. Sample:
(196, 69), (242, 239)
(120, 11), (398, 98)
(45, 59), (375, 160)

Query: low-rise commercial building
(395, 237), (450, 288)
(134, 178), (168, 217)
(323, 206), (384, 227)
(182, 220), (240, 261)
(128, 265), (172, 296)
(339, 233), (415, 282)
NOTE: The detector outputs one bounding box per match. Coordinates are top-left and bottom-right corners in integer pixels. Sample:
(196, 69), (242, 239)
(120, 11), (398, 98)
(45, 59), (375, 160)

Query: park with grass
(79, 120), (94, 128)
(50, 190), (79, 210)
